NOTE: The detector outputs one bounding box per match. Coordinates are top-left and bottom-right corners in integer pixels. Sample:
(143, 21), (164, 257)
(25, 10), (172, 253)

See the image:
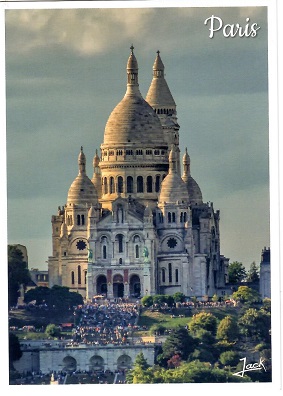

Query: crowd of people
(70, 301), (141, 346)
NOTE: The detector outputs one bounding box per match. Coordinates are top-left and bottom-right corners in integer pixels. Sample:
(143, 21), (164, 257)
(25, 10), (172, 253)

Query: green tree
(141, 295), (153, 307)
(9, 333), (22, 370)
(228, 261), (247, 284)
(212, 294), (219, 303)
(173, 292), (185, 303)
(238, 308), (271, 342)
(8, 245), (31, 307)
(45, 323), (61, 338)
(163, 295), (174, 307)
(160, 326), (196, 363)
(246, 262), (260, 283)
(262, 298), (271, 313)
(189, 312), (218, 336)
(219, 351), (239, 367)
(126, 353), (153, 384)
(24, 286), (50, 305)
(231, 286), (261, 305)
(216, 315), (239, 342)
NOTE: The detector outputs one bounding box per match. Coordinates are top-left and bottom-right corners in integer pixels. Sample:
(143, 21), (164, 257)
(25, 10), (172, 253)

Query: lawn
(137, 306), (240, 334)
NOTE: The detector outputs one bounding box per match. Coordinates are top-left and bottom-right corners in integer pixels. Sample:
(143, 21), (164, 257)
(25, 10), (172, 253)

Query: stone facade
(260, 247), (271, 299)
(48, 47), (229, 299)
(14, 345), (155, 374)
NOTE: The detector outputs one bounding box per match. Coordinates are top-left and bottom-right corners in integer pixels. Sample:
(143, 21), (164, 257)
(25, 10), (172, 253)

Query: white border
(0, 1), (281, 395)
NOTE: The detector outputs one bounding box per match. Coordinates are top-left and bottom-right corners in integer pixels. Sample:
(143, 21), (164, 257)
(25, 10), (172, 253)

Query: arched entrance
(117, 354), (132, 370)
(113, 274), (124, 298)
(129, 274), (141, 298)
(97, 275), (107, 296)
(89, 355), (104, 372)
(62, 356), (77, 373)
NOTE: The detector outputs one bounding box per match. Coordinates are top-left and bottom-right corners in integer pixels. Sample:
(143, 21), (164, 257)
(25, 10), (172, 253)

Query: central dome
(103, 95), (165, 145)
(103, 47), (165, 146)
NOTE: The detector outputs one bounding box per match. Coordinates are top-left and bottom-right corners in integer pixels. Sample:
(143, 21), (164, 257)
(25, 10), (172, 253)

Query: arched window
(184, 212), (187, 222)
(155, 175), (160, 192)
(104, 177), (108, 194)
(180, 212), (183, 223)
(119, 258), (123, 265)
(116, 234), (123, 253)
(172, 212), (176, 223)
(175, 269), (179, 283)
(117, 176), (123, 193)
(81, 214), (85, 226)
(137, 176), (143, 193)
(103, 245), (107, 259)
(168, 212), (172, 223)
(71, 271), (75, 285)
(135, 245), (139, 258)
(101, 236), (108, 259)
(127, 176), (133, 193)
(84, 270), (87, 285)
(110, 177), (115, 194)
(147, 176), (153, 193)
(78, 265), (81, 285)
(162, 268), (166, 283)
(168, 263), (172, 283)
(77, 215), (80, 226)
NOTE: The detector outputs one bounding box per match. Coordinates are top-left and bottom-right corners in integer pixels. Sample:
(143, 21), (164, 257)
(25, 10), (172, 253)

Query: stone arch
(96, 274), (107, 296)
(117, 354), (132, 370)
(129, 274), (141, 297)
(89, 355), (104, 372)
(113, 273), (124, 298)
(62, 356), (77, 372)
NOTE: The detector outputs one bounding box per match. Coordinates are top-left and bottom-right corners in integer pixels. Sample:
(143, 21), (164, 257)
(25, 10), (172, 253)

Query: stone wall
(13, 344), (155, 374)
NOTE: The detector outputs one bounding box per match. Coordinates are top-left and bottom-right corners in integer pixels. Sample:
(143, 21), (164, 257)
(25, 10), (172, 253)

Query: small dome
(186, 176), (203, 205)
(159, 145), (189, 204)
(67, 148), (98, 206)
(127, 46), (138, 71)
(67, 174), (98, 206)
(93, 150), (100, 167)
(159, 173), (190, 204)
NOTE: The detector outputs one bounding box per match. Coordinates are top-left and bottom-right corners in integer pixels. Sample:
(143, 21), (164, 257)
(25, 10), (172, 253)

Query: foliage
(126, 352), (152, 383)
(228, 261), (247, 284)
(246, 261), (260, 283)
(167, 354), (182, 368)
(212, 294), (219, 302)
(8, 245), (31, 307)
(9, 333), (22, 368)
(238, 308), (271, 342)
(189, 312), (218, 336)
(159, 326), (197, 364)
(262, 298), (271, 313)
(24, 286), (51, 305)
(195, 328), (215, 345)
(141, 295), (153, 307)
(24, 285), (83, 310)
(216, 315), (239, 342)
(173, 292), (186, 303)
(232, 286), (261, 305)
(45, 323), (61, 338)
(152, 294), (166, 306)
(219, 350), (240, 367)
(189, 348), (215, 363)
(163, 295), (175, 307)
(150, 324), (166, 335)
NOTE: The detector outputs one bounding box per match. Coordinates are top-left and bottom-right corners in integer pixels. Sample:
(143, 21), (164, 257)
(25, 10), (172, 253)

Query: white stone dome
(67, 148), (98, 206)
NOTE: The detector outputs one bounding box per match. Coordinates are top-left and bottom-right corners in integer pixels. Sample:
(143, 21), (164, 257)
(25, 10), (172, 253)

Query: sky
(4, 3), (271, 271)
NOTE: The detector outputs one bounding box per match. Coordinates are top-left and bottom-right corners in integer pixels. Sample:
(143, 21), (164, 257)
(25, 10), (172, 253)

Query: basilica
(48, 47), (229, 300)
